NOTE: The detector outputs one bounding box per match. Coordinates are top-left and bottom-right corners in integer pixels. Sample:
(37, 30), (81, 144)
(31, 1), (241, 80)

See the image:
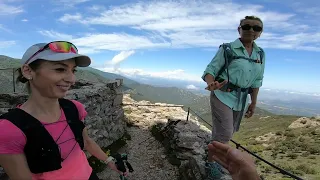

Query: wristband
(104, 156), (114, 164)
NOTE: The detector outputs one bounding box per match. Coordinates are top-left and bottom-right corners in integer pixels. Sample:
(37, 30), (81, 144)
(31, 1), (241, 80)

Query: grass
(231, 115), (320, 180)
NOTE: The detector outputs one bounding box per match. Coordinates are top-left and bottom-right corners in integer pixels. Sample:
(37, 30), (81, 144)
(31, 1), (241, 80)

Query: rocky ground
(97, 94), (182, 180)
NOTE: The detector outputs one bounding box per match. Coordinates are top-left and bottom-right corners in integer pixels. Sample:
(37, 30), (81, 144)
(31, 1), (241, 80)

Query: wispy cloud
(38, 30), (73, 40)
(0, 2), (23, 15)
(108, 50), (135, 65)
(39, 30), (171, 52)
(96, 67), (202, 82)
(55, 0), (320, 52)
(21, 19), (28, 22)
(53, 0), (90, 7)
(0, 24), (12, 33)
(106, 50), (136, 71)
(0, 41), (16, 48)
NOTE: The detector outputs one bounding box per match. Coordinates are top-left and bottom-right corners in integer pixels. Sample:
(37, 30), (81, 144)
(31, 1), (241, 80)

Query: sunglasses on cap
(240, 24), (263, 32)
(25, 41), (78, 64)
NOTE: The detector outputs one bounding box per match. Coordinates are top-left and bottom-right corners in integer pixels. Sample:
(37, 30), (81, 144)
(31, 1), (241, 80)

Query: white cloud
(186, 85), (199, 90)
(0, 24), (11, 33)
(21, 19), (28, 22)
(0, 2), (23, 15)
(109, 50), (135, 65)
(95, 67), (202, 82)
(0, 41), (16, 48)
(56, 0), (320, 52)
(38, 30), (73, 40)
(72, 33), (171, 51)
(59, 13), (83, 23)
(53, 0), (90, 7)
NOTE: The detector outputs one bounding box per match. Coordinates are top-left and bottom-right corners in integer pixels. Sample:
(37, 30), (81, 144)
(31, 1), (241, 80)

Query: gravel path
(97, 126), (179, 180)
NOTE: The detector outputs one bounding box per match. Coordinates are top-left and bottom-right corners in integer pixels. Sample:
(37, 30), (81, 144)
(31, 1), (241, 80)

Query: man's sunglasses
(25, 41), (78, 64)
(240, 24), (263, 32)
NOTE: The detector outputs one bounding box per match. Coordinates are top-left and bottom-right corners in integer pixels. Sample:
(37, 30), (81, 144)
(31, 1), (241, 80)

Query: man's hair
(240, 16), (263, 27)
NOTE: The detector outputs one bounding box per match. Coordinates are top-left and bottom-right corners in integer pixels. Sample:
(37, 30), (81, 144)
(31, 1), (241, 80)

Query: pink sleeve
(71, 100), (88, 121)
(0, 119), (26, 154)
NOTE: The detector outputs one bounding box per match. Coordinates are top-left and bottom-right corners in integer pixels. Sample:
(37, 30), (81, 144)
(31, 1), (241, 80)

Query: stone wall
(156, 118), (211, 180)
(156, 118), (233, 180)
(0, 79), (126, 179)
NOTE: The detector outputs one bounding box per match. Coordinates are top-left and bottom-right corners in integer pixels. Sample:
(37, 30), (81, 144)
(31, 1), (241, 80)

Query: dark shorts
(89, 171), (100, 180)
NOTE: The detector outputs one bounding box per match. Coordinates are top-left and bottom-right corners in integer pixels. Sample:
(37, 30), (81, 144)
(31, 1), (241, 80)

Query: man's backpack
(216, 43), (264, 85)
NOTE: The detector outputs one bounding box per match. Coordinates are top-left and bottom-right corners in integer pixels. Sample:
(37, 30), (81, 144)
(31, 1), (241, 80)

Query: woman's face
(238, 19), (263, 42)
(24, 58), (77, 99)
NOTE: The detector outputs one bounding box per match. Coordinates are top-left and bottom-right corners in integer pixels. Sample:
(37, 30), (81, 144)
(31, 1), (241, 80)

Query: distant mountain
(82, 67), (139, 86)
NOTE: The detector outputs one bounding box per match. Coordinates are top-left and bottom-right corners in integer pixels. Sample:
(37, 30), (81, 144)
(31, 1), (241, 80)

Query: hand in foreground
(245, 103), (256, 118)
(205, 80), (228, 91)
(107, 162), (128, 177)
(208, 141), (260, 180)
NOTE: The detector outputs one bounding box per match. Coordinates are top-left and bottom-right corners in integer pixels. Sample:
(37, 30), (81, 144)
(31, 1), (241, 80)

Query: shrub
(287, 153), (298, 159)
(301, 151), (310, 157)
(296, 164), (316, 174)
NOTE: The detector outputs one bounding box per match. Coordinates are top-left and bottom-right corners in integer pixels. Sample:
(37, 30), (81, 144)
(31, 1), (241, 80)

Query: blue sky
(0, 0), (319, 94)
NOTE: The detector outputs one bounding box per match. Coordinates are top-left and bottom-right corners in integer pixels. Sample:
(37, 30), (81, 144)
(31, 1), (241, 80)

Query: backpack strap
(0, 109), (62, 173)
(216, 43), (264, 82)
(58, 98), (85, 150)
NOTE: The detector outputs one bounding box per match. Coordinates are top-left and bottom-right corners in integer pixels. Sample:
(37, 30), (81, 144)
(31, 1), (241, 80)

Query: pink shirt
(0, 100), (92, 180)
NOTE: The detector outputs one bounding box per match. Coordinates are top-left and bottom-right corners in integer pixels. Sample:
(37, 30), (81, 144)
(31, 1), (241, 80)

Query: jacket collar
(233, 38), (260, 52)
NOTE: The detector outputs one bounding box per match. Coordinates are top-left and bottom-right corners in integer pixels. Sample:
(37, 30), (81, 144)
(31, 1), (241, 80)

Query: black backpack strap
(258, 47), (264, 64)
(0, 109), (62, 173)
(0, 108), (45, 131)
(58, 98), (85, 149)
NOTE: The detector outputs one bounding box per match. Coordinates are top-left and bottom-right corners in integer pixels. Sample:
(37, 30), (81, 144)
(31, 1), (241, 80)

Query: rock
(161, 155), (166, 159)
(288, 117), (320, 129)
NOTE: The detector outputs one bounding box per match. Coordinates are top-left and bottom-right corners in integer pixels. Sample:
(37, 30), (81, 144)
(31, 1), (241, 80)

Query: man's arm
(0, 154), (32, 180)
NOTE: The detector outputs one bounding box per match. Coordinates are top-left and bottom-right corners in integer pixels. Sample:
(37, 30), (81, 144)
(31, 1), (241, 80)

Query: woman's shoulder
(0, 119), (26, 154)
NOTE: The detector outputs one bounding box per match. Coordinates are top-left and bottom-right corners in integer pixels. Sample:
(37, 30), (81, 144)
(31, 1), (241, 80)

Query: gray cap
(21, 43), (91, 67)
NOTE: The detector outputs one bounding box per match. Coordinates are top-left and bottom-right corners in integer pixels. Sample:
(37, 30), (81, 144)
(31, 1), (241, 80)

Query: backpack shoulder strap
(258, 47), (264, 64)
(216, 43), (234, 80)
(0, 108), (43, 131)
(58, 98), (85, 149)
(58, 98), (79, 123)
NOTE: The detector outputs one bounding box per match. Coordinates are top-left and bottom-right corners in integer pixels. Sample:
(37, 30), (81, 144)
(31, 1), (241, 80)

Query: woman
(202, 16), (265, 179)
(0, 41), (126, 180)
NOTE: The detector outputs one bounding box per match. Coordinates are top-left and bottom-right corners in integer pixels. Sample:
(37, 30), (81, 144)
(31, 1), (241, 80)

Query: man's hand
(208, 141), (260, 180)
(245, 103), (256, 118)
(205, 80), (228, 91)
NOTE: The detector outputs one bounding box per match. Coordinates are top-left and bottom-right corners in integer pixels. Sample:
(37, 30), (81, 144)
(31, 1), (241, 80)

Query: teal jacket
(202, 38), (266, 111)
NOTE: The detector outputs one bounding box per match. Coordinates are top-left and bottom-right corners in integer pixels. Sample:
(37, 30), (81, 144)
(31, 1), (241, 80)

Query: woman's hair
(16, 59), (43, 93)
(240, 16), (263, 27)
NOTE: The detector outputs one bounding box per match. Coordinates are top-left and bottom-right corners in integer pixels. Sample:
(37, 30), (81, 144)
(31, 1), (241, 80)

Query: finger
(220, 80), (228, 86)
(212, 155), (229, 169)
(216, 80), (227, 88)
(208, 143), (228, 162)
(211, 141), (231, 152)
